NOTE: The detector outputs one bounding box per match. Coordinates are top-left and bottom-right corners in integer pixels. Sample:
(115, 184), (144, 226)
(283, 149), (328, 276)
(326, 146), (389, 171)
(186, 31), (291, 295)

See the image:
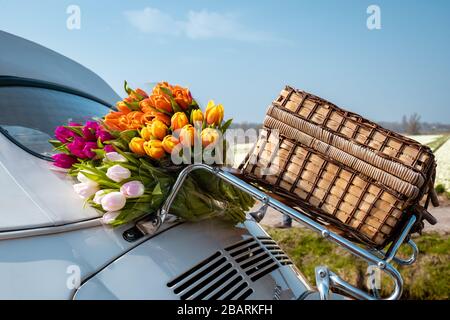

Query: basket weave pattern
(241, 86), (436, 248)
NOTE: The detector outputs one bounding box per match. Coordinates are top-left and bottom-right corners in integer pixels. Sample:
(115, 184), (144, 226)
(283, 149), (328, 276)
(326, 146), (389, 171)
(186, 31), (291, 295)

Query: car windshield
(0, 86), (111, 157)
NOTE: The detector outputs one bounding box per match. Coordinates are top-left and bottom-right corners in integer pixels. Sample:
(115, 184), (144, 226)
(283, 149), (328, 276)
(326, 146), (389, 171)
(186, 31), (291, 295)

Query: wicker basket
(240, 86), (438, 248)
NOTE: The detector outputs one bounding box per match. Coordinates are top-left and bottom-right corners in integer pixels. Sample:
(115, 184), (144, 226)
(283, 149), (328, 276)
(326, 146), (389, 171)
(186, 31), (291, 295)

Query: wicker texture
(241, 86), (437, 248)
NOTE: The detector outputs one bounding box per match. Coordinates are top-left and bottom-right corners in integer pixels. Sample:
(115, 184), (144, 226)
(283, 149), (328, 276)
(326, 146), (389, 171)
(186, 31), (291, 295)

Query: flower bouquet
(50, 81), (255, 226)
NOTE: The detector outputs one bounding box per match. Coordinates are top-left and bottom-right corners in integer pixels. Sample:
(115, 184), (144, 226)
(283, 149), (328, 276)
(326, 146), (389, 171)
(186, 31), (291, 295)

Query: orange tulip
(139, 98), (155, 114)
(205, 100), (224, 126)
(132, 88), (148, 100)
(179, 124), (195, 147)
(152, 82), (174, 96)
(190, 109), (203, 125)
(172, 85), (192, 110)
(153, 112), (171, 126)
(150, 119), (168, 140)
(116, 101), (131, 114)
(162, 135), (179, 154)
(201, 128), (220, 147)
(140, 126), (152, 141)
(171, 112), (189, 131)
(149, 94), (173, 114)
(129, 137), (146, 156)
(143, 140), (165, 159)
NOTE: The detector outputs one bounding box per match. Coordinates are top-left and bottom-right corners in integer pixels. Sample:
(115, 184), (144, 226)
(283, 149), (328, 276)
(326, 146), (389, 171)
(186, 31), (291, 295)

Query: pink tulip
(101, 211), (121, 225)
(120, 181), (145, 198)
(105, 152), (127, 162)
(106, 165), (131, 182)
(100, 192), (126, 211)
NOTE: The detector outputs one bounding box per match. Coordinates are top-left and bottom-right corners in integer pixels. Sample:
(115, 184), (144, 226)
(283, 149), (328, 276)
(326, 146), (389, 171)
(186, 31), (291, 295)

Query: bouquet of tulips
(50, 81), (254, 226)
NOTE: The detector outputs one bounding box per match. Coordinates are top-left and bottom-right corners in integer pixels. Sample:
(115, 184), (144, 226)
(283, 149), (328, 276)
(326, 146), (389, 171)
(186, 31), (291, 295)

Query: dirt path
(259, 205), (450, 234)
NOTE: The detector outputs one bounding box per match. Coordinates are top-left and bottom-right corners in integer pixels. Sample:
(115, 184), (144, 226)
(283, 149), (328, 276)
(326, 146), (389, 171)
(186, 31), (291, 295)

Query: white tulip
(93, 190), (107, 205)
(73, 182), (99, 199)
(106, 165), (131, 183)
(101, 211), (121, 225)
(77, 171), (98, 186)
(105, 152), (127, 163)
(101, 192), (126, 212)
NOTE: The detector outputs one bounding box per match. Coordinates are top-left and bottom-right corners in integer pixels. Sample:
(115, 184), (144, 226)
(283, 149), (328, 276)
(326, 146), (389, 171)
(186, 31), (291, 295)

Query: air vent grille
(167, 236), (292, 300)
(257, 236), (293, 266)
(225, 238), (279, 281)
(167, 251), (252, 300)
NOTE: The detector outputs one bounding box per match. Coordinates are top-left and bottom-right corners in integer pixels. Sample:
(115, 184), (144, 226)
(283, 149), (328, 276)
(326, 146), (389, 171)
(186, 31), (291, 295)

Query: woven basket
(240, 86), (438, 248)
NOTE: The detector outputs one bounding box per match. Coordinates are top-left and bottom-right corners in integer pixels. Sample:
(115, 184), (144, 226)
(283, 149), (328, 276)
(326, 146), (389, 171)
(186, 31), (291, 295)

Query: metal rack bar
(155, 164), (418, 300)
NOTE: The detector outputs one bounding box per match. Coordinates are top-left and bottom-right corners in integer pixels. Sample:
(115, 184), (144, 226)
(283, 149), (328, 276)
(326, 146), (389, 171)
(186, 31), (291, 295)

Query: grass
(267, 227), (450, 300)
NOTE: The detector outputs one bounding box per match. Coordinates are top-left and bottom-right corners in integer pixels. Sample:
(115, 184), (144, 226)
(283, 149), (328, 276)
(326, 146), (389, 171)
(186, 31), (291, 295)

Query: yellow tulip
(129, 137), (146, 156)
(140, 126), (152, 141)
(179, 124), (195, 147)
(205, 100), (224, 126)
(143, 140), (165, 159)
(171, 112), (189, 131)
(201, 128), (220, 148)
(162, 135), (179, 154)
(150, 119), (168, 140)
(190, 109), (203, 125)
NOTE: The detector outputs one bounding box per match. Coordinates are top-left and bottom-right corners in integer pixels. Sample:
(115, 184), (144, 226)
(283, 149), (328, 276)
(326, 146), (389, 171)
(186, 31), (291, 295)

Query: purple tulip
(54, 126), (75, 143)
(67, 136), (88, 159)
(97, 129), (113, 142)
(68, 122), (82, 127)
(82, 142), (99, 159)
(52, 153), (77, 168)
(103, 145), (115, 153)
(82, 121), (100, 141)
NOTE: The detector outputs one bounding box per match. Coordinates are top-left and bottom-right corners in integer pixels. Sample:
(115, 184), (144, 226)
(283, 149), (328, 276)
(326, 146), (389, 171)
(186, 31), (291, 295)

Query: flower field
(233, 134), (450, 189)
(433, 136), (450, 189)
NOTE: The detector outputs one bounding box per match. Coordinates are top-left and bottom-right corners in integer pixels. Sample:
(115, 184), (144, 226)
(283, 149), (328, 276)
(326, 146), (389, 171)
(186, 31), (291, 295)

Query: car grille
(167, 236), (293, 300)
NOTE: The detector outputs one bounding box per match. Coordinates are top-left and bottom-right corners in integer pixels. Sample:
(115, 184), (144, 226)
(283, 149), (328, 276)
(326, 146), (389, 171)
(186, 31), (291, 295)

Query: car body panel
(74, 220), (312, 300)
(0, 133), (99, 231)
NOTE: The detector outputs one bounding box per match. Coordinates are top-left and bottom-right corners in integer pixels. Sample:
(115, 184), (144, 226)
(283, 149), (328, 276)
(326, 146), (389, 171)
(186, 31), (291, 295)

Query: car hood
(0, 134), (99, 232)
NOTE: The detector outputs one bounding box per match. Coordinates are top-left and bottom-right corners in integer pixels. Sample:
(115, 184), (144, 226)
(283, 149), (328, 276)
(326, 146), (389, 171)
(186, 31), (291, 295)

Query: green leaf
(65, 126), (83, 136)
(48, 139), (63, 148)
(170, 98), (182, 113)
(152, 183), (162, 196)
(124, 80), (132, 95)
(159, 86), (173, 97)
(97, 137), (104, 148)
(123, 101), (141, 111)
(79, 170), (120, 189)
(111, 139), (127, 150)
(119, 130), (138, 143)
(92, 149), (106, 158)
(221, 118), (233, 133)
(114, 147), (141, 165)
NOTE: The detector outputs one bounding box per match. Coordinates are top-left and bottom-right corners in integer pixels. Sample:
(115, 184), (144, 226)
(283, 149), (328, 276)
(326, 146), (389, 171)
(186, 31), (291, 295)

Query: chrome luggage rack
(146, 164), (418, 300)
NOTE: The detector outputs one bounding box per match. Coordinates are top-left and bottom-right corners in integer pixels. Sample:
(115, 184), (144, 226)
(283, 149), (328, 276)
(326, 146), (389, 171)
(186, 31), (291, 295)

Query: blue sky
(1, 0), (449, 123)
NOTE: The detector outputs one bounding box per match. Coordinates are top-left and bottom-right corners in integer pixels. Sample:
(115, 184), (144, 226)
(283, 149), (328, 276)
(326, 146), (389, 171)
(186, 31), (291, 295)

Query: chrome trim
(154, 164), (418, 300)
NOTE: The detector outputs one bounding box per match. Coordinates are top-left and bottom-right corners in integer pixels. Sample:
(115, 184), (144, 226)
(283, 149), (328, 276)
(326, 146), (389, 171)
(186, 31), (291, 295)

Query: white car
(1, 30), (343, 300)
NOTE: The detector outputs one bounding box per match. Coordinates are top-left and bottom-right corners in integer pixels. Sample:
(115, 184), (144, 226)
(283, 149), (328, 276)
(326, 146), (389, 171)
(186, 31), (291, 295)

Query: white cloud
(124, 7), (273, 42)
(124, 7), (181, 36)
